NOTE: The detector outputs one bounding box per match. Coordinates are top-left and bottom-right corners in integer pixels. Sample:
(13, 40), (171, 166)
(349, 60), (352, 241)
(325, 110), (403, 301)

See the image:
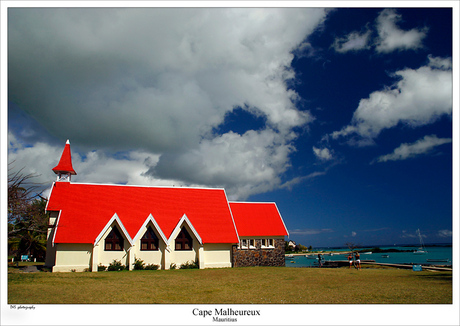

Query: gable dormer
(52, 140), (77, 182)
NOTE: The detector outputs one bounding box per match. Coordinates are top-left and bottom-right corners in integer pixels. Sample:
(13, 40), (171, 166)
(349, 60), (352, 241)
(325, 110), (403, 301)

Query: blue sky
(6, 6), (456, 248)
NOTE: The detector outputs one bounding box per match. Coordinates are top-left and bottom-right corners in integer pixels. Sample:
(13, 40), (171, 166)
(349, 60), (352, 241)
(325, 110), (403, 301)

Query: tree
(297, 244), (307, 252)
(285, 241), (295, 252)
(8, 162), (48, 260)
(285, 241), (291, 252)
(9, 198), (48, 260)
(8, 163), (42, 222)
(345, 242), (361, 252)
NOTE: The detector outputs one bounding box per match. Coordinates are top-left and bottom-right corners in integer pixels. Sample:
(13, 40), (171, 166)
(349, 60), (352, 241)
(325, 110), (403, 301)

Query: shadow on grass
(8, 263), (49, 273)
(413, 272), (452, 282)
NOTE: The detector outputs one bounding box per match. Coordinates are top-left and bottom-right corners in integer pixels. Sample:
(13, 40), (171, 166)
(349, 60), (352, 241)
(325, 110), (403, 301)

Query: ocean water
(286, 245), (452, 267)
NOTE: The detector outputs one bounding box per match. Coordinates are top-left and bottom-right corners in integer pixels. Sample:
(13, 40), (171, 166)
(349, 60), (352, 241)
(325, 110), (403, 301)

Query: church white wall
(202, 243), (233, 268)
(96, 225), (130, 267)
(168, 223), (199, 267)
(48, 218), (236, 272)
(131, 222), (166, 268)
(53, 243), (92, 272)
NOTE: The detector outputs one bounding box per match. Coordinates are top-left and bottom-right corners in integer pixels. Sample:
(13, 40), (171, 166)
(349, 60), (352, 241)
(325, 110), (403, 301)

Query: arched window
(175, 227), (193, 251)
(141, 226), (159, 251)
(105, 226), (124, 251)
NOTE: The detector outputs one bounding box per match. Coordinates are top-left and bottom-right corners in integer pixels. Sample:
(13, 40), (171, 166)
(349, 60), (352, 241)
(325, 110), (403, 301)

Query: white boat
(361, 252), (372, 255)
(413, 229), (428, 254)
(286, 255), (295, 259)
(382, 254), (389, 258)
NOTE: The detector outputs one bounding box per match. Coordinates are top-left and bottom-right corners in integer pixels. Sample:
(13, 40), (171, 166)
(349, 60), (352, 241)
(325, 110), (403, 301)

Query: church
(45, 140), (289, 272)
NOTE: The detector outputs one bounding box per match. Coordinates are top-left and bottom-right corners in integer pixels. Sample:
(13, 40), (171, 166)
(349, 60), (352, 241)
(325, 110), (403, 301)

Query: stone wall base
(232, 239), (285, 267)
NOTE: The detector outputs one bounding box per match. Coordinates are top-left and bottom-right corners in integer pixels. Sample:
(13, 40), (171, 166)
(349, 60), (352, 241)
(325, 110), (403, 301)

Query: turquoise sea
(286, 245), (452, 267)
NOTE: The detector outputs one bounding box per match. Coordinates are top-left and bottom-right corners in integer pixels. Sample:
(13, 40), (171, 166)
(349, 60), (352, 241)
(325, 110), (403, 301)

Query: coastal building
(287, 240), (296, 250)
(45, 140), (289, 272)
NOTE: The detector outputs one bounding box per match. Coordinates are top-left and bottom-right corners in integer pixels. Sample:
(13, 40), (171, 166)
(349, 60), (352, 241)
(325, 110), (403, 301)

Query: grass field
(8, 265), (452, 304)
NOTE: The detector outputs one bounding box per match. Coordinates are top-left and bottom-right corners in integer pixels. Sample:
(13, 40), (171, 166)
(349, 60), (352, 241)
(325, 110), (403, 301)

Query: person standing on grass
(355, 252), (361, 270)
(318, 254), (323, 268)
(348, 252), (353, 269)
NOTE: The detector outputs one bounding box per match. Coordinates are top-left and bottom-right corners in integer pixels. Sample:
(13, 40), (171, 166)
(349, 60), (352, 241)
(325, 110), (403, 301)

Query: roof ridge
(63, 181), (227, 191)
(229, 201), (276, 204)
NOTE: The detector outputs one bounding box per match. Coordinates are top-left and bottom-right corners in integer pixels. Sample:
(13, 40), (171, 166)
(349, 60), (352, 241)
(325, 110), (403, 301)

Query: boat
(361, 252), (372, 255)
(286, 254), (294, 259)
(413, 229), (428, 254)
(382, 254), (389, 258)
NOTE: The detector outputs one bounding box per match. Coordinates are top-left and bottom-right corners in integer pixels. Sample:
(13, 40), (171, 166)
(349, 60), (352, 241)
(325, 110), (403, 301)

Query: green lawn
(8, 265), (452, 304)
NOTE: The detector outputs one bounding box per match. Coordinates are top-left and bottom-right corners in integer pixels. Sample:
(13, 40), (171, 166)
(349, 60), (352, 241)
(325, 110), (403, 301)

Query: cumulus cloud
(8, 132), (180, 198)
(149, 129), (296, 200)
(332, 30), (372, 53)
(8, 8), (325, 149)
(331, 55), (452, 142)
(8, 8), (329, 199)
(374, 135), (451, 163)
(331, 9), (427, 54)
(375, 9), (428, 53)
(8, 133), (66, 187)
(313, 146), (333, 161)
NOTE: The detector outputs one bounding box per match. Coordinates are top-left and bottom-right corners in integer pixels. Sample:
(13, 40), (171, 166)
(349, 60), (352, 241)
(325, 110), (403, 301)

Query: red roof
(229, 202), (289, 237)
(47, 182), (239, 244)
(52, 140), (76, 175)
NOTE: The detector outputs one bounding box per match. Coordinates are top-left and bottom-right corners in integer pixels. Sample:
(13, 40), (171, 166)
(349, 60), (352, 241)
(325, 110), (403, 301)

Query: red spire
(52, 140), (77, 176)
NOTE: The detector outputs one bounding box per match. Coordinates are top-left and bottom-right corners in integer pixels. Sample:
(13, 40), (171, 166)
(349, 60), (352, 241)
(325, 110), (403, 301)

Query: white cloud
(437, 230), (452, 238)
(401, 230), (426, 239)
(331, 9), (427, 54)
(289, 228), (334, 235)
(331, 56), (452, 142)
(401, 229), (452, 240)
(280, 171), (326, 191)
(313, 146), (333, 161)
(332, 30), (372, 53)
(8, 133), (64, 187)
(8, 8), (329, 200)
(375, 9), (428, 53)
(400, 232), (416, 239)
(150, 129), (297, 200)
(374, 135), (452, 163)
(8, 132), (182, 199)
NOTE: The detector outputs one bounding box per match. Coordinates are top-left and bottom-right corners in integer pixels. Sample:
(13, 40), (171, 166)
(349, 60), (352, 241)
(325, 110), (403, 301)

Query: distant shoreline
(285, 245), (452, 268)
(297, 243), (452, 250)
(286, 244), (452, 256)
